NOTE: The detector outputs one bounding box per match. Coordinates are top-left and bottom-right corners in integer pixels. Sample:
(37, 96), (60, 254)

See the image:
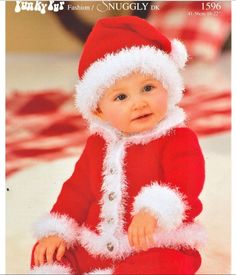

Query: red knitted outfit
(30, 16), (205, 274)
(30, 127), (205, 274)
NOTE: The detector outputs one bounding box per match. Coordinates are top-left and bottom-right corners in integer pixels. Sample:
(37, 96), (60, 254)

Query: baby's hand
(34, 235), (66, 266)
(128, 209), (157, 251)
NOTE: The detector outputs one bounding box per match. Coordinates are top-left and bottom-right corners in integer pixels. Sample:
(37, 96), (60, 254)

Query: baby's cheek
(107, 110), (117, 121)
(112, 115), (126, 129)
(155, 94), (168, 112)
(111, 113), (128, 131)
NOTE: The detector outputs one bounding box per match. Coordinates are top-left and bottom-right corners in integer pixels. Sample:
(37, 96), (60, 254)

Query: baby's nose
(132, 98), (148, 110)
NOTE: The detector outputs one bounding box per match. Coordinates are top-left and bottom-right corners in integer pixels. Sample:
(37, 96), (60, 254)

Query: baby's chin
(120, 118), (165, 135)
(121, 125), (157, 136)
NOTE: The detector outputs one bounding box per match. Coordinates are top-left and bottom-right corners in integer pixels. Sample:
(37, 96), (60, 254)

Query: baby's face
(94, 72), (168, 135)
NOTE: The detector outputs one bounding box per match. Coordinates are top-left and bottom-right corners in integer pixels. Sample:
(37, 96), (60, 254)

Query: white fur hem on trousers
(29, 263), (72, 274)
(30, 264), (113, 275)
(85, 267), (113, 274)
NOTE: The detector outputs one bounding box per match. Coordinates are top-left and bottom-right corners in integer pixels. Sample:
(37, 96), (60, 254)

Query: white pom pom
(170, 39), (188, 69)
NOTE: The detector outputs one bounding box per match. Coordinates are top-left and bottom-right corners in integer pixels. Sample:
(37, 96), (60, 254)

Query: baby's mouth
(132, 113), (153, 121)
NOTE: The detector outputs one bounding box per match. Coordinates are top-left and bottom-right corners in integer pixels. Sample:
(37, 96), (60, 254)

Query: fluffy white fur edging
(76, 45), (187, 121)
(33, 213), (80, 247)
(170, 39), (188, 70)
(85, 267), (113, 275)
(30, 263), (72, 274)
(153, 222), (207, 250)
(132, 182), (188, 231)
(78, 222), (206, 259)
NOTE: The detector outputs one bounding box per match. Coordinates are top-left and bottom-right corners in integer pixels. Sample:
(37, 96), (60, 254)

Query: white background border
(0, 1), (6, 274)
(231, 0), (235, 273)
(0, 1), (235, 274)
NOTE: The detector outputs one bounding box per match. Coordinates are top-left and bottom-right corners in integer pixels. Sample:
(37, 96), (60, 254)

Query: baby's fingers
(128, 226), (133, 247)
(56, 244), (66, 261)
(37, 245), (47, 266)
(145, 228), (155, 247)
(34, 245), (39, 266)
(138, 227), (148, 251)
(46, 245), (56, 264)
(131, 227), (139, 250)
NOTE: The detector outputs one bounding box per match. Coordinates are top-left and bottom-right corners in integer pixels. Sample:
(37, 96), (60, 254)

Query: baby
(30, 16), (205, 274)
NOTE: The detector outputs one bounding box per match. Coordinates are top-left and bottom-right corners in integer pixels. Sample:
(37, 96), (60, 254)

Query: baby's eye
(115, 93), (127, 101)
(143, 85), (154, 92)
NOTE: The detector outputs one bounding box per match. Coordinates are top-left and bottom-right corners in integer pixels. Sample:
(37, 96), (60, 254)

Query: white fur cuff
(30, 263), (72, 274)
(33, 213), (80, 247)
(132, 182), (188, 231)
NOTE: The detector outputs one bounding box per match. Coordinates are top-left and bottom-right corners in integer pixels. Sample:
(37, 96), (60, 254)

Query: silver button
(108, 192), (116, 201)
(107, 218), (114, 223)
(109, 168), (115, 174)
(107, 242), (114, 252)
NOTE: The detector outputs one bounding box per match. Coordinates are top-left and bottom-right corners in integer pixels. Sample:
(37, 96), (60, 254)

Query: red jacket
(33, 108), (205, 261)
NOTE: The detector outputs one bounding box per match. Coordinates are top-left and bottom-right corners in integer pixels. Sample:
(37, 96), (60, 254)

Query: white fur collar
(89, 106), (186, 145)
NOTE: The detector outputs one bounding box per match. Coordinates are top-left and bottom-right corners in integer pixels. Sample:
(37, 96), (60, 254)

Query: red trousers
(31, 243), (201, 274)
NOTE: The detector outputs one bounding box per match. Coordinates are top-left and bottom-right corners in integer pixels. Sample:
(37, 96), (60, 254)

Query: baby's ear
(93, 107), (103, 118)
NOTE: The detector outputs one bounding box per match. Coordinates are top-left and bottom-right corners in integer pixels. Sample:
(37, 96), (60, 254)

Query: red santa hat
(76, 16), (188, 121)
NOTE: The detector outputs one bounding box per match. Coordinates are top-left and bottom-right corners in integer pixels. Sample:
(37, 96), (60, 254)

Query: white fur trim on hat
(170, 39), (188, 69)
(131, 182), (189, 231)
(33, 213), (79, 247)
(76, 46), (186, 121)
(30, 263), (72, 274)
